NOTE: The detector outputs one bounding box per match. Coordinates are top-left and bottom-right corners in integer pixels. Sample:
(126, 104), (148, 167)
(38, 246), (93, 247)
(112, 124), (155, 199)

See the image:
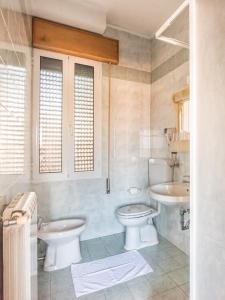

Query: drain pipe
(149, 202), (162, 229)
(180, 208), (190, 230)
(148, 201), (161, 225)
(38, 256), (45, 261)
(106, 63), (111, 194)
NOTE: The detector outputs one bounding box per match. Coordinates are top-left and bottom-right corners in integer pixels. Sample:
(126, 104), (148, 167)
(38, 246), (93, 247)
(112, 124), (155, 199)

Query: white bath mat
(71, 250), (153, 297)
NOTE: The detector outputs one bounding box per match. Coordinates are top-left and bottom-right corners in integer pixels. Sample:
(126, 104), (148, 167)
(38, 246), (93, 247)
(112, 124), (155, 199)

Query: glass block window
(0, 58), (26, 175)
(39, 57), (63, 173)
(74, 64), (94, 172)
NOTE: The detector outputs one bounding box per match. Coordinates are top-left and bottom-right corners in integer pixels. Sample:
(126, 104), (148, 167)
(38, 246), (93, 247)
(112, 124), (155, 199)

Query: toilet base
(44, 237), (81, 272)
(124, 223), (159, 250)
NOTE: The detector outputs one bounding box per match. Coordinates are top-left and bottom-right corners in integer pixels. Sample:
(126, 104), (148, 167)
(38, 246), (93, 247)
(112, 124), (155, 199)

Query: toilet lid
(117, 204), (153, 217)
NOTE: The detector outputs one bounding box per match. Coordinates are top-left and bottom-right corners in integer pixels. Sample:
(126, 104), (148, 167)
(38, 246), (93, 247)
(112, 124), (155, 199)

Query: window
(0, 51), (27, 175)
(33, 50), (102, 181)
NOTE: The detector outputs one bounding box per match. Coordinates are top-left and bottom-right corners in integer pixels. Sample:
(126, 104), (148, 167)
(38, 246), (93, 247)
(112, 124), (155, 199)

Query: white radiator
(2, 192), (37, 300)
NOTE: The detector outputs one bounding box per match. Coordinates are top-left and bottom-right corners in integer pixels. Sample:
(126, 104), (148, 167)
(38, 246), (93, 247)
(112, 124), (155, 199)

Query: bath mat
(71, 250), (153, 297)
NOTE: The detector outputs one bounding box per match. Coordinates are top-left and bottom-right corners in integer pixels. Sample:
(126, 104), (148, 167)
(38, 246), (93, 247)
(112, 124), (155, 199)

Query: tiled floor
(38, 233), (189, 300)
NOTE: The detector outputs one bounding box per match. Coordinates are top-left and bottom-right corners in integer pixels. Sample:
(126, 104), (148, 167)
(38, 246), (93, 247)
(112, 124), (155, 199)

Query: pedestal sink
(149, 182), (189, 206)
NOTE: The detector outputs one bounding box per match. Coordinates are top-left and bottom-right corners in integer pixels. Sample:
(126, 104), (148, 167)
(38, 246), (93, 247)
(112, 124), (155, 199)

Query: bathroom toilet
(38, 218), (86, 271)
(116, 158), (172, 250)
(116, 204), (159, 250)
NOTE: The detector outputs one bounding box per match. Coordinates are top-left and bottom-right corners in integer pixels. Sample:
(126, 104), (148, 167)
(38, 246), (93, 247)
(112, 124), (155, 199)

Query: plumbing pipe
(180, 208), (190, 230)
(38, 256), (45, 261)
(149, 202), (161, 220)
(106, 63), (112, 194)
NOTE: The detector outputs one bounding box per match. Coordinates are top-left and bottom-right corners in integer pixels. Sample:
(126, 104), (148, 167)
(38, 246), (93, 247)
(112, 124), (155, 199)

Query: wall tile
(34, 29), (151, 241)
(104, 27), (151, 72)
(150, 17), (189, 255)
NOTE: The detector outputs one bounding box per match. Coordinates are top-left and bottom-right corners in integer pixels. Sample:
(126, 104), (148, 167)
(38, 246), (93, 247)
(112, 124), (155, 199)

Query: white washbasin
(149, 182), (190, 206)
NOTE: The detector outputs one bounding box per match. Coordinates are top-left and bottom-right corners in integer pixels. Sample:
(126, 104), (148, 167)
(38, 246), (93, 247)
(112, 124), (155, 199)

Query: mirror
(173, 86), (190, 139)
(179, 100), (189, 133)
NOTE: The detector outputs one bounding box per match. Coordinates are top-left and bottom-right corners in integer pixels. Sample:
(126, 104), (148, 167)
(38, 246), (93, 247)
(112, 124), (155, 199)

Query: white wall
(0, 2), (32, 297)
(150, 14), (190, 254)
(191, 0), (225, 299)
(35, 28), (152, 241)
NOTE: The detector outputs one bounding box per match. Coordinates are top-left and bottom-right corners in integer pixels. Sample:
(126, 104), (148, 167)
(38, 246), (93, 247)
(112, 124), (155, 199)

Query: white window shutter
(39, 57), (63, 173)
(74, 63), (94, 172)
(0, 63), (26, 175)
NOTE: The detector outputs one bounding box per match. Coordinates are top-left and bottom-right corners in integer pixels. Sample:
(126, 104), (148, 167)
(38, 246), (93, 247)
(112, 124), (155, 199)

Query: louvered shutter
(74, 63), (94, 172)
(39, 57), (63, 173)
(0, 55), (26, 175)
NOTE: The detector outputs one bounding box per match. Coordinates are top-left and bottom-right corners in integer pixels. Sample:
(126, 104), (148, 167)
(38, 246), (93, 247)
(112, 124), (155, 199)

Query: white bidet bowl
(38, 218), (86, 271)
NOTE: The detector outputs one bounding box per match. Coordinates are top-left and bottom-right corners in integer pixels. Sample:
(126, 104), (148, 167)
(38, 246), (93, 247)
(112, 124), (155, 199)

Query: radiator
(2, 192), (37, 300)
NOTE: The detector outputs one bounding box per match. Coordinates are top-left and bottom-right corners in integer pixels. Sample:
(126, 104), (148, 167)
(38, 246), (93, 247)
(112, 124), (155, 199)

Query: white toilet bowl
(38, 218), (86, 271)
(116, 204), (159, 250)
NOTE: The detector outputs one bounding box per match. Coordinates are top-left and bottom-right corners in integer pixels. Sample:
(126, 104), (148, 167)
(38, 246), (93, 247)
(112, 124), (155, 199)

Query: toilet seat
(116, 204), (153, 218)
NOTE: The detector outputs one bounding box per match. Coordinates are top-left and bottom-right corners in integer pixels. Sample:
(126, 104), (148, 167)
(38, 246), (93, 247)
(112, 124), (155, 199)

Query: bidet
(38, 218), (86, 271)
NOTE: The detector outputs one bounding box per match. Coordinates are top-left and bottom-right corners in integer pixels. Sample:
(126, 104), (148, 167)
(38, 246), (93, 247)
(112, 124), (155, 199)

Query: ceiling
(83, 0), (185, 38)
(2, 0), (185, 38)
